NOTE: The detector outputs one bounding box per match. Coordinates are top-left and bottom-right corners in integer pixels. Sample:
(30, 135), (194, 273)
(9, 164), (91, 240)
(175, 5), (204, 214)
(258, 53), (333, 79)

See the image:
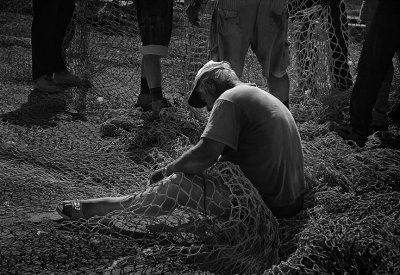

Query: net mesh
(1, 0), (400, 274)
(56, 162), (279, 275)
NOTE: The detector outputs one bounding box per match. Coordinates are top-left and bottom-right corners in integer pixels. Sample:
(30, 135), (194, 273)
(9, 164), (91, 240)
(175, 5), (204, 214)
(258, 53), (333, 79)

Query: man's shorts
(209, 0), (290, 78)
(135, 0), (173, 57)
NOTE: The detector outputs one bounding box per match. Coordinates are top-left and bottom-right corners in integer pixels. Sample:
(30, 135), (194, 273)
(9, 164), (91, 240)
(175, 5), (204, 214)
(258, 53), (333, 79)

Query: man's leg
(53, 0), (75, 74)
(360, 0), (394, 131)
(52, 0), (83, 86)
(267, 73), (290, 108)
(135, 0), (173, 118)
(142, 54), (166, 117)
(255, 1), (290, 105)
(209, 0), (257, 78)
(371, 63), (394, 131)
(60, 173), (231, 220)
(350, 1), (400, 139)
(31, 0), (64, 92)
(134, 60), (152, 110)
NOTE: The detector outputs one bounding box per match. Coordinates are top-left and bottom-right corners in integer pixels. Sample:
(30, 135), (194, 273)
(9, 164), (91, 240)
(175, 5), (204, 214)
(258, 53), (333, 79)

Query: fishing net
(2, 0), (400, 274)
(288, 0), (354, 94)
(59, 161), (279, 274)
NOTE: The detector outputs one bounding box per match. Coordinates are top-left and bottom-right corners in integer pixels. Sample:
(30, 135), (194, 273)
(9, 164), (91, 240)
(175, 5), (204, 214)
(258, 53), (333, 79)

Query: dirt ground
(1, 1), (400, 274)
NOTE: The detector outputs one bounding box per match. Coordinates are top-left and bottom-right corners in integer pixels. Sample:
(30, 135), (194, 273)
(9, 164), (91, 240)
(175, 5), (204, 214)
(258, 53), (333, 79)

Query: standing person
(31, 0), (83, 93)
(359, 0), (400, 131)
(186, 0), (291, 109)
(57, 61), (305, 221)
(133, 0), (173, 118)
(331, 0), (400, 146)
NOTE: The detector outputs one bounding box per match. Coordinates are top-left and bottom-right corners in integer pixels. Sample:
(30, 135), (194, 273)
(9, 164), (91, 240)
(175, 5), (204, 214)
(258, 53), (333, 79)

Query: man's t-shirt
(201, 84), (305, 209)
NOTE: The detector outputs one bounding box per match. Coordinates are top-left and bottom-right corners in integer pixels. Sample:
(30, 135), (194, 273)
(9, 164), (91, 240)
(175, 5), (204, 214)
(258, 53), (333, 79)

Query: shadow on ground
(0, 89), (86, 127)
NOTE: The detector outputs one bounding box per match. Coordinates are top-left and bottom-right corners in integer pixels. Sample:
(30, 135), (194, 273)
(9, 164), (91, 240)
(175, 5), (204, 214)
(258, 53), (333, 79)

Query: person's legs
(134, 60), (152, 110)
(254, 1), (290, 104)
(267, 73), (290, 108)
(142, 55), (162, 98)
(350, 1), (400, 139)
(53, 0), (75, 73)
(31, 0), (64, 92)
(371, 63), (394, 131)
(135, 0), (173, 117)
(59, 173), (231, 220)
(360, 0), (392, 131)
(52, 0), (83, 86)
(209, 0), (256, 78)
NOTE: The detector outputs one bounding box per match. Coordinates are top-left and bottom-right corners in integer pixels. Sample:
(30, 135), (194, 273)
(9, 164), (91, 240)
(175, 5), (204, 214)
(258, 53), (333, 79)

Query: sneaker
(53, 71), (84, 87)
(370, 109), (389, 132)
(134, 93), (152, 111)
(329, 122), (367, 147)
(33, 75), (64, 93)
(151, 97), (172, 119)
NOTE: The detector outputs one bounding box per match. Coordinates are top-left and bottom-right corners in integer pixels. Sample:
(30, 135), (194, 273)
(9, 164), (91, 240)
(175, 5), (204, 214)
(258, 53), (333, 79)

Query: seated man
(57, 61), (305, 220)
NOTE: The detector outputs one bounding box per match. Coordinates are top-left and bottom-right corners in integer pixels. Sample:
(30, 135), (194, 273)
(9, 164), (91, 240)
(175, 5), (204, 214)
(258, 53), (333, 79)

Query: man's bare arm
(166, 137), (225, 176)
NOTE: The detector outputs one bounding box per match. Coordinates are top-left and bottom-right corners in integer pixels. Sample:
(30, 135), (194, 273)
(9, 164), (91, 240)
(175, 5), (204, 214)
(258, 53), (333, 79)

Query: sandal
(56, 200), (85, 221)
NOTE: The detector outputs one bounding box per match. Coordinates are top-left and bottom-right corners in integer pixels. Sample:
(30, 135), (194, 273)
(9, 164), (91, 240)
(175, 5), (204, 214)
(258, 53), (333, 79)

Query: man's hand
(150, 167), (167, 184)
(186, 3), (202, 27)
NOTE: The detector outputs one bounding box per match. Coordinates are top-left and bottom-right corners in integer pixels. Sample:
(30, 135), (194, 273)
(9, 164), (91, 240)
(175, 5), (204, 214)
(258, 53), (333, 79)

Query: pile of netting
(265, 130), (400, 274)
(62, 161), (279, 274)
(2, 0), (400, 274)
(63, 0), (362, 97)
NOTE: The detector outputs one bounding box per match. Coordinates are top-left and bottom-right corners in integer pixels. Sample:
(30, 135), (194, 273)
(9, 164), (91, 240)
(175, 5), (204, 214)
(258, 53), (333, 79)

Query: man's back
(202, 84), (305, 211)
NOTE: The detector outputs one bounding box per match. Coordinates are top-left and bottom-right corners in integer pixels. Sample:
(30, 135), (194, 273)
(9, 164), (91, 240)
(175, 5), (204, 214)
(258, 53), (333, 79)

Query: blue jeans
(350, 1), (400, 137)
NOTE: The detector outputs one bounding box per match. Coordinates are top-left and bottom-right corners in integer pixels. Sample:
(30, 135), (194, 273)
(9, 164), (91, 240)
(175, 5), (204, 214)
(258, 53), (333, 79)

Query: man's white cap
(188, 60), (232, 108)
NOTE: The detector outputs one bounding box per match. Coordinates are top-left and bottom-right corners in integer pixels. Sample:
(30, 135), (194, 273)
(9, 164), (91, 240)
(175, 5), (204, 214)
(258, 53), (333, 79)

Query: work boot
(53, 71), (84, 87)
(370, 109), (389, 132)
(134, 93), (152, 111)
(329, 122), (368, 147)
(33, 75), (64, 93)
(151, 97), (172, 119)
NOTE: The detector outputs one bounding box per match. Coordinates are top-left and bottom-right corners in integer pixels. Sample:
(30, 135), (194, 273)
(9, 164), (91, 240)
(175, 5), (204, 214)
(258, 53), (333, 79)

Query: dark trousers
(350, 1), (400, 137)
(31, 0), (75, 80)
